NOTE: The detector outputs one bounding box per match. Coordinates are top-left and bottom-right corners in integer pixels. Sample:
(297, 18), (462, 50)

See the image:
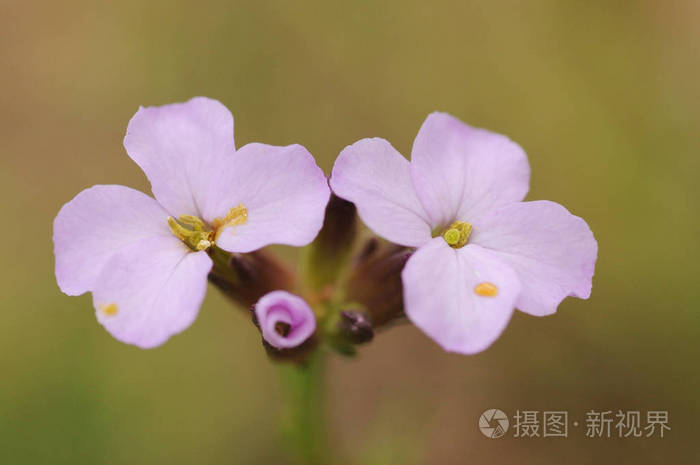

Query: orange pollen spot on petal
(474, 282), (498, 297)
(102, 303), (119, 316)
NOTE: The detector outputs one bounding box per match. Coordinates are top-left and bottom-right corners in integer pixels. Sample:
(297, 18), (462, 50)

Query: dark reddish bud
(338, 310), (374, 344)
(346, 240), (411, 327)
(207, 247), (295, 309)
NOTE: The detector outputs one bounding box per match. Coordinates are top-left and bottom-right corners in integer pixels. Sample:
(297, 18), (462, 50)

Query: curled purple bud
(254, 291), (316, 349)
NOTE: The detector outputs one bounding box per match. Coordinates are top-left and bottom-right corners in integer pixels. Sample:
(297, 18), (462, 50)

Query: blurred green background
(1, 0), (698, 463)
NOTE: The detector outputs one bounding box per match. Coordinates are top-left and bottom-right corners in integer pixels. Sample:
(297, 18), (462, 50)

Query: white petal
(331, 138), (432, 247)
(402, 238), (521, 354)
(410, 112), (530, 227)
(53, 185), (170, 296)
(471, 201), (597, 316)
(208, 143), (331, 253)
(92, 236), (212, 348)
(123, 97), (235, 217)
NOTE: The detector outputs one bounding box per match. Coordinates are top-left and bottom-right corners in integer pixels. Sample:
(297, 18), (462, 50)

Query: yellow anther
(168, 216), (214, 251)
(167, 216), (191, 242)
(441, 221), (472, 248)
(167, 205), (247, 251)
(213, 204), (248, 240)
(474, 282), (498, 297)
(178, 215), (208, 231)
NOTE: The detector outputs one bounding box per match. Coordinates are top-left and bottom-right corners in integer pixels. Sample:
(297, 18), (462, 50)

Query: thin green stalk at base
(280, 352), (327, 465)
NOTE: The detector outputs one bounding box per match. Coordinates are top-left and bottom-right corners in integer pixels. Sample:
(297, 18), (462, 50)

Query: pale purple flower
(330, 112), (597, 354)
(53, 97), (330, 348)
(254, 291), (316, 349)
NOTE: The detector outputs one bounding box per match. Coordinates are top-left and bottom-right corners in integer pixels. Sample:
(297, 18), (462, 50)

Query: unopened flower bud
(207, 247), (296, 309)
(338, 310), (374, 344)
(346, 240), (411, 327)
(253, 290), (316, 350)
(304, 194), (357, 291)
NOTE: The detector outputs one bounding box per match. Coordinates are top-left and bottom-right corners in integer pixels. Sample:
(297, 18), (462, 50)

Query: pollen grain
(474, 282), (498, 297)
(102, 303), (119, 316)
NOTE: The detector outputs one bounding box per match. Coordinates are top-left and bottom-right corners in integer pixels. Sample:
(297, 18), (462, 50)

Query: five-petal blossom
(330, 112), (597, 354)
(53, 97), (330, 348)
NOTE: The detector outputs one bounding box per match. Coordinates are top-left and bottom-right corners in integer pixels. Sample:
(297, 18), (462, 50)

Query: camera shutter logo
(479, 409), (509, 438)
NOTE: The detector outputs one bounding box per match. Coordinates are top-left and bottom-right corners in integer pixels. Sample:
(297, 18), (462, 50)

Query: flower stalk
(280, 352), (327, 465)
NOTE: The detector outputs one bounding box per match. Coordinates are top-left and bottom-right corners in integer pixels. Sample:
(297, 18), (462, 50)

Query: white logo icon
(479, 409), (509, 438)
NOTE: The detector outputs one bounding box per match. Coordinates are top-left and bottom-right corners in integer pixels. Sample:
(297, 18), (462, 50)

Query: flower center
(168, 215), (214, 251)
(167, 204), (247, 251)
(441, 221), (472, 248)
(275, 321), (291, 336)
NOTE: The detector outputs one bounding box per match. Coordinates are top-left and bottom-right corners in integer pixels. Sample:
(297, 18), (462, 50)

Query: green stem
(280, 352), (327, 465)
